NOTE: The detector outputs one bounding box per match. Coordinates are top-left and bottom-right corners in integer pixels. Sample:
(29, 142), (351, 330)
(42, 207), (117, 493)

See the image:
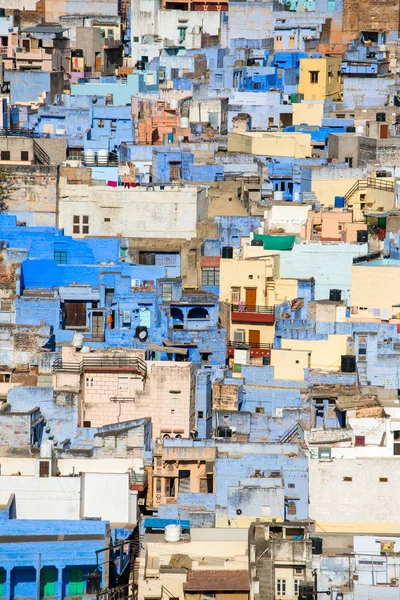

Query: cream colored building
(351, 261), (400, 318)
(298, 56), (342, 101)
(228, 131), (312, 158)
(292, 101), (324, 127)
(58, 173), (207, 240)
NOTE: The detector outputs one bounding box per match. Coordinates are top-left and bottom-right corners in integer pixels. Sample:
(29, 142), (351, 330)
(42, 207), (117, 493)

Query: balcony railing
(230, 303), (275, 325)
(53, 355), (147, 378)
(227, 340), (273, 349)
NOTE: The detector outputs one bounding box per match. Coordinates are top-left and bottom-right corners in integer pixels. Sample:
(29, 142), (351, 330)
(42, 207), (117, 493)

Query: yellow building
(292, 101), (324, 127)
(298, 57), (342, 101)
(219, 254), (298, 362)
(228, 131), (312, 158)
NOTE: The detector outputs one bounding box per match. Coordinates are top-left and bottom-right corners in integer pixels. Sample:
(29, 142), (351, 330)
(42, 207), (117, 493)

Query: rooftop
(183, 570), (250, 593)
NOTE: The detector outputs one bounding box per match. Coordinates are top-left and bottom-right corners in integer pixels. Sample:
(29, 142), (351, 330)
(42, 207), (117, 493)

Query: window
(276, 579), (286, 596)
(170, 162), (181, 180)
(21, 151), (29, 161)
(288, 483), (295, 489)
(162, 283), (173, 301)
(0, 151), (10, 161)
(309, 70), (319, 84)
(345, 157), (353, 168)
(171, 67), (179, 79)
(343, 476), (352, 482)
(178, 26), (187, 42)
(255, 406), (264, 414)
(165, 477), (175, 497)
(54, 249), (67, 265)
(287, 500), (296, 515)
(98, 118), (104, 128)
(110, 120), (117, 129)
(198, 411), (204, 419)
(72, 215), (89, 235)
(156, 478), (162, 493)
(133, 36), (139, 42)
(202, 268), (220, 286)
(233, 329), (245, 343)
(231, 287), (240, 304)
(64, 301), (87, 327)
(276, 36), (282, 41)
(355, 435), (365, 447)
(83, 420), (91, 427)
(294, 579), (300, 596)
(379, 477), (388, 483)
(104, 217), (110, 222)
(39, 461), (50, 478)
(85, 377), (94, 388)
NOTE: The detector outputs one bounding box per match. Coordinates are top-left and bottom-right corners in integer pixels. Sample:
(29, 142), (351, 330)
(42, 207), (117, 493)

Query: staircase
(278, 420), (299, 443)
(33, 140), (51, 165)
(37, 374), (53, 388)
(302, 190), (319, 206)
(344, 177), (395, 204)
(357, 361), (368, 389)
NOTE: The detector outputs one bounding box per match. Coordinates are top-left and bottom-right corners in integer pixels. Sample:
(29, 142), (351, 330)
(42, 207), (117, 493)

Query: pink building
(301, 209), (368, 242)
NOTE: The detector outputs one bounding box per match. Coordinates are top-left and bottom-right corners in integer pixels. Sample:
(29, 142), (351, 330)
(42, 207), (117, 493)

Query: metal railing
(344, 177), (395, 202)
(53, 356), (147, 377)
(227, 340), (273, 349)
(231, 303), (275, 314)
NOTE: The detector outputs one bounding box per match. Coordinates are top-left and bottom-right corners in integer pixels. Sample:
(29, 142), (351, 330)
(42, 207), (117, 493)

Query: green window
(69, 568), (85, 596)
(0, 569), (5, 596)
(40, 567), (57, 597)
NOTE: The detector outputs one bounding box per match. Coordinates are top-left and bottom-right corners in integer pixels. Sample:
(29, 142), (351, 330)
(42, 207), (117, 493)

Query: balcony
(53, 355), (147, 378)
(227, 340), (273, 358)
(230, 303), (275, 325)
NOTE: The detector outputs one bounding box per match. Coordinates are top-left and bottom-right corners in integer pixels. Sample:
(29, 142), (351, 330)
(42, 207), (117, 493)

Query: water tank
(357, 229), (368, 243)
(83, 149), (95, 166)
(334, 195), (345, 208)
(72, 332), (84, 349)
(97, 149), (108, 165)
(329, 289), (342, 301)
(273, 190), (284, 201)
(221, 246), (233, 259)
(165, 524), (181, 542)
(145, 253), (156, 265)
(376, 112), (386, 122)
(180, 117), (190, 128)
(312, 537), (323, 555)
(40, 440), (53, 458)
(251, 239), (264, 247)
(341, 354), (356, 373)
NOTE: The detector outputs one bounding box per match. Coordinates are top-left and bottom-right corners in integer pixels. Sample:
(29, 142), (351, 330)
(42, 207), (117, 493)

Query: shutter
(39, 461), (50, 478)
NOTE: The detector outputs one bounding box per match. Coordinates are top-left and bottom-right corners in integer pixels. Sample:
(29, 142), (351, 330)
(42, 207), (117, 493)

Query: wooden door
(92, 311), (104, 339)
(249, 329), (260, 347)
(245, 288), (257, 310)
(64, 301), (86, 327)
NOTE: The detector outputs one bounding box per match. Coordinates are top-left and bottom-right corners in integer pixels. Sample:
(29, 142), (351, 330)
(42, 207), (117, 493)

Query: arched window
(187, 307), (209, 320)
(171, 307), (184, 329)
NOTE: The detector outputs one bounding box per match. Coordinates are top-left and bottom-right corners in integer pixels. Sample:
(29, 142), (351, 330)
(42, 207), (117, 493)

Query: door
(64, 302), (87, 327)
(91, 311), (104, 340)
(249, 329), (260, 348)
(245, 288), (257, 310)
(69, 568), (85, 596)
(40, 567), (57, 598)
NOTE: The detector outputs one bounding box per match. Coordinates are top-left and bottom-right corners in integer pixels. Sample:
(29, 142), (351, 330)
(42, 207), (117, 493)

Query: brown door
(64, 302), (87, 327)
(92, 311), (104, 339)
(249, 329), (260, 348)
(380, 124), (389, 139)
(245, 288), (257, 310)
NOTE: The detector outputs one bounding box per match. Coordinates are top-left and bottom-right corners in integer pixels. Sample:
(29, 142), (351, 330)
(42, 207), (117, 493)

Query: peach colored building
(301, 209), (367, 242)
(54, 348), (196, 440)
(132, 98), (190, 145)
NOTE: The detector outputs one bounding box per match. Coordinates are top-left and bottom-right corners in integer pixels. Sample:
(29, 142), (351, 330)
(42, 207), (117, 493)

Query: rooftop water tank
(84, 149), (95, 166)
(165, 524), (181, 542)
(97, 149), (108, 165)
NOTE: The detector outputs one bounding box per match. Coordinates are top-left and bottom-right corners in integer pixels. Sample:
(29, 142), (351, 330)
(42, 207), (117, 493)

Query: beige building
(228, 131), (312, 158)
(151, 439), (216, 508)
(298, 56), (342, 101)
(58, 173), (207, 240)
(351, 260), (400, 318)
(219, 253), (298, 359)
(292, 101), (324, 127)
(54, 347), (196, 440)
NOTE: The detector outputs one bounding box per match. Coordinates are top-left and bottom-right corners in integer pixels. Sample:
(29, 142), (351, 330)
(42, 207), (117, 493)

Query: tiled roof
(183, 570), (250, 592)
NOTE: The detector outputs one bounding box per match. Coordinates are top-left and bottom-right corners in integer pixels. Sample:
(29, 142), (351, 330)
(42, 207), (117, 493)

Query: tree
(0, 168), (10, 214)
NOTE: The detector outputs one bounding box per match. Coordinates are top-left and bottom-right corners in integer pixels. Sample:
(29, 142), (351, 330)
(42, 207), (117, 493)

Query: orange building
(132, 98), (191, 145)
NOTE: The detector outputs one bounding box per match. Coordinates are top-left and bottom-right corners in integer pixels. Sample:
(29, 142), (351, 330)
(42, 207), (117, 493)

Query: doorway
(245, 288), (257, 310)
(249, 329), (260, 348)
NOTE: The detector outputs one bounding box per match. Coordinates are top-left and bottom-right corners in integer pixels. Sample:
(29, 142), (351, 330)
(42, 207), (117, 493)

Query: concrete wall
(309, 458), (400, 533)
(351, 262), (400, 313)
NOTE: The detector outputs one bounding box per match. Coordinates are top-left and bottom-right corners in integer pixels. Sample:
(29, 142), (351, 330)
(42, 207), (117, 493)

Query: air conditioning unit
(233, 330), (245, 343)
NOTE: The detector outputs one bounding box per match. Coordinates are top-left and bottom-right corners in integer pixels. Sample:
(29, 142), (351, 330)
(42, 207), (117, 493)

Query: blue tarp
(143, 518), (191, 529)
